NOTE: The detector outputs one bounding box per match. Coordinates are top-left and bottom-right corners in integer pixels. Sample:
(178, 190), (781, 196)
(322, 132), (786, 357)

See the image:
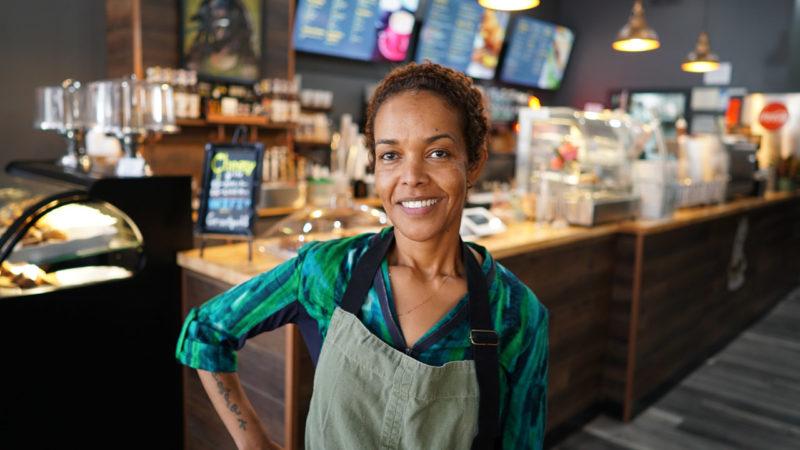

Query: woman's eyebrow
(375, 133), (455, 146)
(425, 133), (455, 144)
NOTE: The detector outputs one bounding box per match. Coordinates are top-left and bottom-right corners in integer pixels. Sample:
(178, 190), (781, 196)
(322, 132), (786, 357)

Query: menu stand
(195, 125), (263, 264)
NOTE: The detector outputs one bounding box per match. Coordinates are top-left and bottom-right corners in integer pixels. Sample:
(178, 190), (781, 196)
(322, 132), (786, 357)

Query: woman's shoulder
(491, 259), (548, 335)
(297, 228), (387, 265)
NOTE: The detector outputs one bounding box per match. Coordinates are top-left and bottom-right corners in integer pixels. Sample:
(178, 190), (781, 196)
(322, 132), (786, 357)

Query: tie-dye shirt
(176, 227), (548, 449)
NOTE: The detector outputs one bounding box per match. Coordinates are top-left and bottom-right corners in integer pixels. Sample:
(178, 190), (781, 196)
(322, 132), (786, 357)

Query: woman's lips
(396, 198), (440, 216)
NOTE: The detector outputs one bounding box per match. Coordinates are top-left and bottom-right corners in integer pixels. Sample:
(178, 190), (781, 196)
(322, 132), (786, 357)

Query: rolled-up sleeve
(175, 248), (308, 372)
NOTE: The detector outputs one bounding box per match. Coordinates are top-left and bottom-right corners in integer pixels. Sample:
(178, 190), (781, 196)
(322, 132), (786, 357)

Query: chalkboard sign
(197, 143), (263, 236)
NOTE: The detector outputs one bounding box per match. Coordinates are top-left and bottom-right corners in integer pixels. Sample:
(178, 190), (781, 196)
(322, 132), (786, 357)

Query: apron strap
(340, 232), (394, 315)
(464, 242), (500, 450)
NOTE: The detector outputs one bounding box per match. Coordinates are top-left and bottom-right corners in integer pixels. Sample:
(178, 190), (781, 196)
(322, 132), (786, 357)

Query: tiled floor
(554, 286), (800, 449)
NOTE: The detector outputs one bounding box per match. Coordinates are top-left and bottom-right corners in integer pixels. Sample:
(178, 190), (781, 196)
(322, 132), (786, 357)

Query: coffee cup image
(378, 10), (414, 61)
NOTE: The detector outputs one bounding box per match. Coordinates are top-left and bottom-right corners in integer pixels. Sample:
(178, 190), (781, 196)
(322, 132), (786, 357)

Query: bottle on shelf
(186, 70), (201, 120)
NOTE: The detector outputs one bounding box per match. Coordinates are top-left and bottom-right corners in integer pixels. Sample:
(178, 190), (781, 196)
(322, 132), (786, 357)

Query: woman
(176, 62), (548, 450)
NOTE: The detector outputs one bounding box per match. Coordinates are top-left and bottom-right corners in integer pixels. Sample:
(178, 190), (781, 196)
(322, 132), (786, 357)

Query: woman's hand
(197, 369), (281, 450)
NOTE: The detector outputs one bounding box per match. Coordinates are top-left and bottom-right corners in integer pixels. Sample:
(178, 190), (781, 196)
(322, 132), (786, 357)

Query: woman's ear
(467, 144), (489, 187)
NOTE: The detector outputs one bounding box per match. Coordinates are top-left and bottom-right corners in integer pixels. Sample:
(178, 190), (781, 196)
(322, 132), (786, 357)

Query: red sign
(759, 102), (789, 131)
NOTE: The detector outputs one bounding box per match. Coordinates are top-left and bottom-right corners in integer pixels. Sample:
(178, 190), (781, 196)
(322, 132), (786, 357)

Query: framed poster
(181, 0), (262, 82)
(197, 142), (264, 236)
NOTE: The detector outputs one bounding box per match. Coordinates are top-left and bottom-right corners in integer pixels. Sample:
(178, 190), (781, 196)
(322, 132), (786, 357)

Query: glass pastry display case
(0, 174), (143, 296)
(258, 202), (388, 259)
(0, 161), (192, 449)
(516, 107), (641, 226)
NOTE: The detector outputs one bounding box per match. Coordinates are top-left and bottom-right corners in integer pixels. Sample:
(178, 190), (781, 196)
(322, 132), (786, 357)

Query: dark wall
(555, 0), (794, 107)
(295, 0), (561, 126)
(0, 0), (106, 172)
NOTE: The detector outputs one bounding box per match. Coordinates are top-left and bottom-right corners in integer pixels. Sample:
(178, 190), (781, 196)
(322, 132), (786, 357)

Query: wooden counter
(608, 192), (800, 421)
(178, 193), (800, 449)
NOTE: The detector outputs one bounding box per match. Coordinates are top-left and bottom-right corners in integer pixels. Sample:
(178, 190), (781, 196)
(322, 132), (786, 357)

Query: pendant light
(612, 0), (660, 52)
(681, 0), (720, 73)
(478, 0), (540, 12)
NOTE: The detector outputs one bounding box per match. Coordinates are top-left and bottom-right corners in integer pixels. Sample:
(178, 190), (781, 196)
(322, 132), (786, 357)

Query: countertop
(178, 193), (798, 285)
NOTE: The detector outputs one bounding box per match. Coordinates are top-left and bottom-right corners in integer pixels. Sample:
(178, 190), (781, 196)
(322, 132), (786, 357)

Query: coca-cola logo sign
(759, 102), (789, 131)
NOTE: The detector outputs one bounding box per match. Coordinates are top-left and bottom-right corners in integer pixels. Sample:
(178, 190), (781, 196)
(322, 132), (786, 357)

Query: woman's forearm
(197, 369), (279, 450)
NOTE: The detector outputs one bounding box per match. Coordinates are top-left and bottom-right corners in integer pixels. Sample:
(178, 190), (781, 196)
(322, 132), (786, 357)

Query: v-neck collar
(375, 244), (495, 357)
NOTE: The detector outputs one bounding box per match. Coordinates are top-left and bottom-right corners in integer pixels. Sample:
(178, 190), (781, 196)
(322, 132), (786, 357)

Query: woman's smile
(397, 197), (441, 215)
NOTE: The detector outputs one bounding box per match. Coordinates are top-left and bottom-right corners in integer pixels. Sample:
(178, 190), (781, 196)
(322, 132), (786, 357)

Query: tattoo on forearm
(212, 372), (248, 430)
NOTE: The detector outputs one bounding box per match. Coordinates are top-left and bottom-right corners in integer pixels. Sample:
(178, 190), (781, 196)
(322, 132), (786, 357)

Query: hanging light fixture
(478, 0), (540, 12)
(612, 0), (660, 52)
(681, 0), (720, 72)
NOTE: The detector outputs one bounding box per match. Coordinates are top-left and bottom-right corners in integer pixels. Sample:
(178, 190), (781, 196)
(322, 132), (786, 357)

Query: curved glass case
(0, 175), (143, 296)
(258, 203), (388, 259)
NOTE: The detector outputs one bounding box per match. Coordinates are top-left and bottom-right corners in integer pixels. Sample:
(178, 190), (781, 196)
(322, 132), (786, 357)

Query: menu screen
(198, 143), (263, 236)
(500, 16), (574, 90)
(415, 0), (509, 79)
(294, 0), (418, 62)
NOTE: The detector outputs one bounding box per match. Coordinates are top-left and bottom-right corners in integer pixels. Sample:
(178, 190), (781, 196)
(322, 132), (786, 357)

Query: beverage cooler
(0, 161), (192, 449)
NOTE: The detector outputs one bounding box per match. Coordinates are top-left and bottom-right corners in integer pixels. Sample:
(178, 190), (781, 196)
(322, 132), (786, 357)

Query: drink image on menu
(466, 9), (510, 79)
(183, 0), (261, 81)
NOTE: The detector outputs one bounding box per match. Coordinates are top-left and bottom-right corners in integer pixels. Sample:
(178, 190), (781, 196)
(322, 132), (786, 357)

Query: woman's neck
(390, 226), (463, 279)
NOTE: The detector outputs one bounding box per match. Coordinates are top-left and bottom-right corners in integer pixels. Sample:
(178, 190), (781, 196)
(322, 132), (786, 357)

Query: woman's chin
(391, 217), (459, 243)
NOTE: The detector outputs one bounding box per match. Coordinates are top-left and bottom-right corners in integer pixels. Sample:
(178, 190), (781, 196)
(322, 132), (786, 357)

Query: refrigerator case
(0, 162), (192, 449)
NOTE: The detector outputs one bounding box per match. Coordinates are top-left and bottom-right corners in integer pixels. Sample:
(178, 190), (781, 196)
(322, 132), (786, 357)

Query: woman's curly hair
(364, 61), (489, 169)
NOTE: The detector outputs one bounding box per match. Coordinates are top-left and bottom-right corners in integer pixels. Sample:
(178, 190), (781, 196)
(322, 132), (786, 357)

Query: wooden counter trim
(622, 233), (644, 422)
(478, 222), (618, 260)
(618, 192), (797, 236)
(179, 195), (798, 282)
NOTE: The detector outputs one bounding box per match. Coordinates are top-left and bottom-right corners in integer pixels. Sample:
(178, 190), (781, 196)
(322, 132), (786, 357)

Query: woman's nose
(399, 157), (429, 186)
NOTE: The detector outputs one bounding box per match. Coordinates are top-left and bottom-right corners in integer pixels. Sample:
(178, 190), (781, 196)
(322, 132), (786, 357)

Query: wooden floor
(554, 285), (800, 450)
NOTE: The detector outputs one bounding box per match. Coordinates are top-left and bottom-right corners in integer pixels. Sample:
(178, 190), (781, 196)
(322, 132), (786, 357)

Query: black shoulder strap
(465, 242), (501, 450)
(340, 231), (394, 315)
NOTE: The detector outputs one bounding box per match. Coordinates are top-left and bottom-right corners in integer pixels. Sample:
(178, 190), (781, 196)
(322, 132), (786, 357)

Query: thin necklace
(390, 268), (452, 317)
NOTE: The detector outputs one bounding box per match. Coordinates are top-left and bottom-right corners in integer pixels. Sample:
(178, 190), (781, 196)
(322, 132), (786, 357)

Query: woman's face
(373, 90), (484, 243)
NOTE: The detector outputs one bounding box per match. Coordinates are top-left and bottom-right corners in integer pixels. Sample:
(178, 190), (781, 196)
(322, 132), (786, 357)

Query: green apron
(304, 232), (500, 450)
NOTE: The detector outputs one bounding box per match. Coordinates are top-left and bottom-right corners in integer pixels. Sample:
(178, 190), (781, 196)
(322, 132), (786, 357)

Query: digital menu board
(415, 0), (509, 80)
(500, 16), (574, 90)
(294, 0), (418, 62)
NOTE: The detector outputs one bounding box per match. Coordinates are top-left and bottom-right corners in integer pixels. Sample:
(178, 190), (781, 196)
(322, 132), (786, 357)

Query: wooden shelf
(294, 139), (331, 148)
(176, 116), (296, 129)
(175, 118), (207, 127)
(300, 105), (332, 113)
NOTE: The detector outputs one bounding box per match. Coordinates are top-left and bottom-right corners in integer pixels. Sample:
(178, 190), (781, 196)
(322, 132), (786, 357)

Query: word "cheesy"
(211, 152), (257, 176)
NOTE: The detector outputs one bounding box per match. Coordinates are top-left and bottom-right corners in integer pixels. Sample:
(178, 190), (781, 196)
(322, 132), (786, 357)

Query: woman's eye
(429, 149), (449, 159)
(379, 152), (398, 161)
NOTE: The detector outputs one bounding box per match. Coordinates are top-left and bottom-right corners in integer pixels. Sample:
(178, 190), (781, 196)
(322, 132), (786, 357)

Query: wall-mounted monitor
(499, 16), (574, 90)
(415, 0), (510, 80)
(294, 0), (418, 62)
